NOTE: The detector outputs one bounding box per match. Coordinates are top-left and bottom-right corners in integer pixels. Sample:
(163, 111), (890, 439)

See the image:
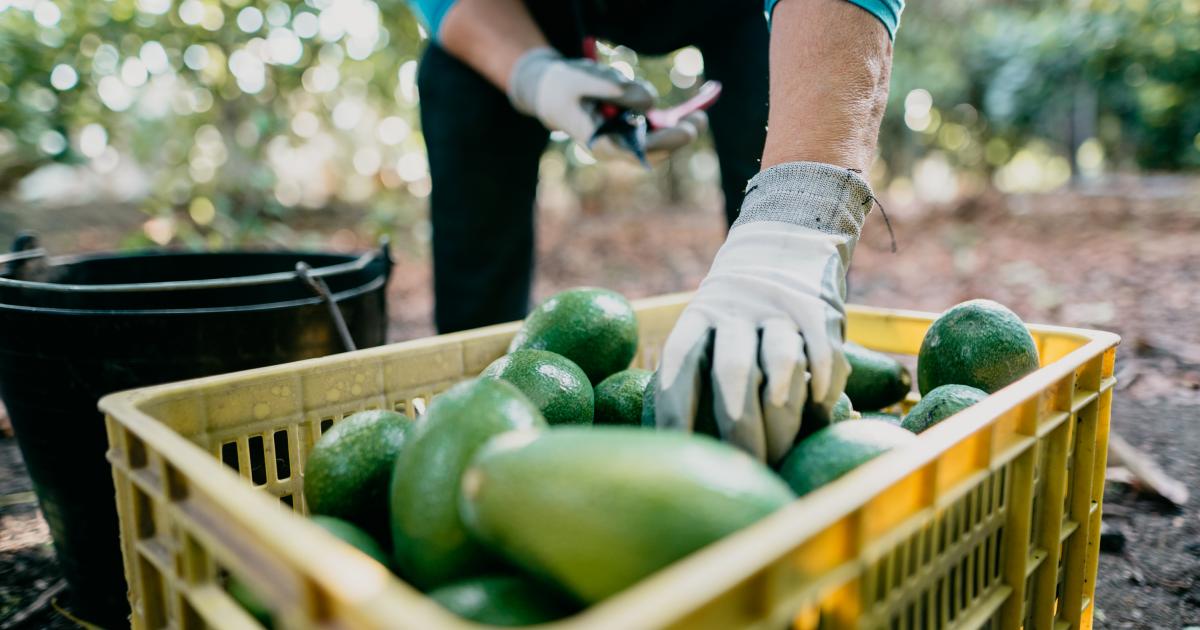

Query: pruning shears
(582, 37), (723, 168)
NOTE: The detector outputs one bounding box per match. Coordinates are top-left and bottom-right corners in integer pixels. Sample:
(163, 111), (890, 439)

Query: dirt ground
(1, 175), (1198, 628)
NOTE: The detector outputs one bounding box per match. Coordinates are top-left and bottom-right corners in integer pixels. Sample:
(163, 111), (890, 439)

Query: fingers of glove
(644, 111), (708, 153)
(644, 125), (696, 154)
(793, 253), (849, 409)
(656, 312), (712, 433)
(554, 60), (626, 100)
(830, 346), (851, 411)
(759, 319), (806, 463)
(589, 136), (668, 166)
(681, 110), (709, 136)
(588, 136), (624, 161)
(796, 304), (849, 417)
(557, 107), (602, 148)
(711, 321), (767, 461)
(536, 62), (622, 143)
(610, 79), (657, 111)
(559, 62), (657, 113)
(563, 59), (657, 106)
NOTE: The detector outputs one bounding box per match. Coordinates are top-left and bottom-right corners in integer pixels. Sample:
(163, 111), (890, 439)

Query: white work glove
(654, 162), (875, 464)
(507, 47), (702, 160)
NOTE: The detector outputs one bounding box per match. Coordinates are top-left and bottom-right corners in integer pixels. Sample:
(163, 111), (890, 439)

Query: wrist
(437, 0), (552, 91)
(507, 47), (560, 116)
(734, 161), (873, 242)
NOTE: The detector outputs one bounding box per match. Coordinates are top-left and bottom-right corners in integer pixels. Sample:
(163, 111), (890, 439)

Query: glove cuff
(507, 47), (561, 116)
(733, 162), (875, 241)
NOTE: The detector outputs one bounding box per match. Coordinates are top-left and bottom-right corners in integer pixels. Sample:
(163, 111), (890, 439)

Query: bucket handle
(1, 233), (48, 278)
(295, 262), (357, 353)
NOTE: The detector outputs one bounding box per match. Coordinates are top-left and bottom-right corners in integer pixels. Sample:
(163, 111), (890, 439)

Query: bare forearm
(438, 0), (548, 90)
(761, 0), (893, 172)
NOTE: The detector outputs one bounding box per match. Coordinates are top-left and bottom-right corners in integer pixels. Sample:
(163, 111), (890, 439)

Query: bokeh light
(2, 0), (1197, 250)
(78, 124), (108, 158)
(140, 42), (170, 74)
(377, 116), (410, 145)
(32, 1), (61, 27)
(50, 64), (78, 90)
(237, 7), (265, 33)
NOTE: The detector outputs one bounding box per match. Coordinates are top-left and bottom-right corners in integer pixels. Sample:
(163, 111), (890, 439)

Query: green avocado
(390, 378), (547, 589)
(594, 368), (654, 426)
(459, 427), (795, 603)
(639, 366), (721, 439)
(508, 287), (639, 385)
(778, 420), (917, 496)
(844, 342), (913, 411)
(310, 515), (389, 565)
(227, 577), (273, 628)
(860, 411), (903, 424)
(428, 575), (579, 626)
(303, 409), (412, 542)
(917, 299), (1040, 395)
(901, 384), (988, 434)
(831, 392), (858, 422)
(482, 349), (594, 425)
(227, 515), (388, 628)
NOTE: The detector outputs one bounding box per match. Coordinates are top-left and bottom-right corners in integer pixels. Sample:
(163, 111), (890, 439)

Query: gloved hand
(653, 162), (875, 463)
(507, 47), (703, 159)
(592, 111), (709, 165)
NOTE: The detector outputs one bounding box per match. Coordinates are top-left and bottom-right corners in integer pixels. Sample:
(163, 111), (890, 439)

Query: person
(414, 0), (770, 334)
(407, 0), (900, 463)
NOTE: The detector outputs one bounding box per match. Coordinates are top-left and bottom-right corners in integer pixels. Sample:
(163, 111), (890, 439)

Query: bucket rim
(0, 248), (385, 294)
(0, 273), (387, 316)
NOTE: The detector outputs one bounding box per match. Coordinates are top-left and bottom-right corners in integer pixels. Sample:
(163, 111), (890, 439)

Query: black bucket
(0, 239), (392, 627)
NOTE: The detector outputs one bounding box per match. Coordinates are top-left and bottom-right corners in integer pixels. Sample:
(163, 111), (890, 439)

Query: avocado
(778, 420), (916, 496)
(901, 384), (988, 434)
(390, 378), (547, 588)
(309, 515), (389, 566)
(459, 427), (795, 603)
(227, 515), (387, 627)
(482, 349), (594, 425)
(508, 287), (639, 385)
(917, 299), (1040, 395)
(303, 409), (411, 542)
(831, 392), (858, 422)
(860, 411), (903, 424)
(594, 368), (653, 425)
(640, 363), (720, 439)
(227, 577), (273, 628)
(844, 342), (912, 411)
(428, 575), (579, 626)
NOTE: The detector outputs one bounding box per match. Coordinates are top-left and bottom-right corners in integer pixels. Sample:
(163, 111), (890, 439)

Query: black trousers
(419, 0), (769, 333)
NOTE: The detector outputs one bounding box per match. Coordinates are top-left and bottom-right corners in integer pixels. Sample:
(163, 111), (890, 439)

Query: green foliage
(0, 0), (1197, 246)
(884, 0), (1200, 186)
(1, 0), (429, 246)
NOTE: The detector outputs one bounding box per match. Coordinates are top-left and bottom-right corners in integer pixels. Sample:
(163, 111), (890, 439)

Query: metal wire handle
(0, 248), (48, 267)
(295, 261), (357, 353)
(1, 232), (47, 279)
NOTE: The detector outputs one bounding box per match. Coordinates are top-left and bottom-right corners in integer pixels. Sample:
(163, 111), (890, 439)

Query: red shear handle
(581, 36), (720, 130)
(582, 36), (599, 61)
(581, 37), (621, 119)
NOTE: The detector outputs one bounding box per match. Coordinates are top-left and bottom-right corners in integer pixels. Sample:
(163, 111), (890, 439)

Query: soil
(1, 175), (1198, 628)
(0, 441), (73, 630)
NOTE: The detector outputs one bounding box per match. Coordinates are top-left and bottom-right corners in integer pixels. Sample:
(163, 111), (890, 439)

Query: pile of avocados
(234, 290), (1041, 626)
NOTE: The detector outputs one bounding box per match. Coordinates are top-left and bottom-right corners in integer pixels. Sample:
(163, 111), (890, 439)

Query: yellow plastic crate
(100, 293), (1119, 630)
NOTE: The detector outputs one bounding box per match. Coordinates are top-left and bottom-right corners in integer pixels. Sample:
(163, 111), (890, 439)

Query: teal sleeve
(765, 0), (902, 39)
(408, 0), (455, 38)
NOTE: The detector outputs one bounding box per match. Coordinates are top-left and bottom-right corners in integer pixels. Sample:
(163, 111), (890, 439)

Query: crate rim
(99, 293), (1120, 629)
